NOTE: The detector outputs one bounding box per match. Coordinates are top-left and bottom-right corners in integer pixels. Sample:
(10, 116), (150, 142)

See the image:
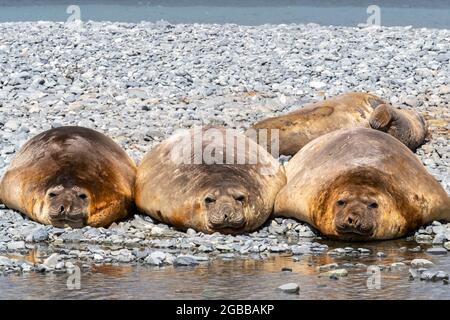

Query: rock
(291, 244), (311, 255)
(319, 269), (348, 278)
(93, 254), (104, 261)
(432, 233), (447, 244)
(7, 241), (25, 251)
(409, 268), (418, 280)
(43, 253), (59, 269)
(411, 259), (434, 268)
(391, 262), (406, 269)
(435, 271), (449, 281)
(317, 263), (339, 271)
(309, 81), (326, 89)
(444, 242), (450, 251)
(426, 247), (448, 255)
(26, 227), (49, 242)
(376, 252), (386, 258)
(420, 271), (438, 281)
(186, 228), (197, 236)
(277, 283), (300, 294)
(144, 255), (163, 266)
(0, 256), (13, 267)
(173, 255), (199, 267)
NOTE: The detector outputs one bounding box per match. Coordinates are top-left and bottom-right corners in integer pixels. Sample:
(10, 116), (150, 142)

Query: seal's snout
(45, 186), (89, 228)
(334, 201), (376, 237)
(208, 204), (245, 229)
(204, 192), (247, 231)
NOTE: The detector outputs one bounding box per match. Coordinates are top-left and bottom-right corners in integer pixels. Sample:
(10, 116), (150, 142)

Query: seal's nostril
(59, 206), (65, 214)
(347, 217), (353, 224)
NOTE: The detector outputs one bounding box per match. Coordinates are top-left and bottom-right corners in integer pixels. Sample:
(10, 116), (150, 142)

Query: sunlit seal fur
(135, 126), (286, 234)
(0, 126), (136, 228)
(274, 127), (450, 241)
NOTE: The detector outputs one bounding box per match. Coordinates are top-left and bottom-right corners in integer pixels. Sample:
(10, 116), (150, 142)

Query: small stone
(319, 269), (348, 278)
(0, 256), (13, 267)
(409, 268), (418, 280)
(173, 255), (199, 267)
(281, 267), (292, 272)
(277, 283), (300, 294)
(317, 263), (339, 271)
(93, 254), (104, 261)
(444, 242), (450, 251)
(309, 81), (326, 89)
(391, 262), (406, 269)
(435, 271), (449, 281)
(426, 247), (448, 255)
(43, 253), (59, 269)
(432, 233), (447, 244)
(411, 259), (434, 268)
(376, 252), (386, 258)
(291, 244), (311, 255)
(420, 270), (438, 281)
(186, 228), (197, 236)
(7, 241), (25, 251)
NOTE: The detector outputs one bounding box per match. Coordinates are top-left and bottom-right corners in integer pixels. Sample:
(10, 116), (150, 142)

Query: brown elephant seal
(274, 127), (450, 241)
(0, 126), (136, 228)
(135, 126), (286, 234)
(369, 103), (428, 151)
(246, 92), (385, 156)
(247, 92), (428, 156)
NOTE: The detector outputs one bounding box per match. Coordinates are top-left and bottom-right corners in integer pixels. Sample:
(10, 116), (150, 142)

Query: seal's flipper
(369, 104), (395, 131)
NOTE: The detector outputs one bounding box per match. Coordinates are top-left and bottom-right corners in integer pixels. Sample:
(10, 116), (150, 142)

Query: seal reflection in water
(274, 127), (450, 241)
(135, 126), (286, 234)
(0, 126), (137, 228)
(247, 92), (427, 155)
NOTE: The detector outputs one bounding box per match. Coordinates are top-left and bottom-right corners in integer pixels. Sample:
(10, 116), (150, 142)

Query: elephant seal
(369, 103), (428, 151)
(274, 127), (450, 241)
(135, 126), (286, 234)
(0, 126), (136, 228)
(247, 92), (427, 156)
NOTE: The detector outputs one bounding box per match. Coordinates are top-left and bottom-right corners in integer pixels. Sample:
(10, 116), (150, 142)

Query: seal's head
(39, 184), (90, 228)
(332, 187), (380, 238)
(312, 168), (421, 241)
(202, 186), (249, 234)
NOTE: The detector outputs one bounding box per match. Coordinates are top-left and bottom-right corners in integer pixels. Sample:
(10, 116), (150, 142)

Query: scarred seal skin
(135, 126), (286, 234)
(0, 126), (136, 228)
(274, 127), (450, 241)
(247, 92), (427, 155)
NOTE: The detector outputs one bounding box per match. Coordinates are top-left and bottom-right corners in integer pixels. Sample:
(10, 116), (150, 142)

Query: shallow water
(0, 0), (450, 28)
(1, 239), (448, 299)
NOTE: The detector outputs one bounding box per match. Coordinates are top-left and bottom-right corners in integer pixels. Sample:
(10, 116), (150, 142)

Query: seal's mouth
(206, 220), (247, 234)
(50, 217), (86, 229)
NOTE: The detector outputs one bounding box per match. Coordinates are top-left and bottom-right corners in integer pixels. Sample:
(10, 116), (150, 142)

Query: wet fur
(246, 92), (385, 155)
(0, 126), (136, 227)
(135, 126), (286, 234)
(274, 127), (450, 241)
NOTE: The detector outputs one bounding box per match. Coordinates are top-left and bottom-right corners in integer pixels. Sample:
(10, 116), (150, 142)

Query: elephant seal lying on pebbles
(247, 92), (427, 155)
(135, 126), (286, 234)
(274, 127), (450, 241)
(369, 103), (428, 151)
(0, 126), (136, 228)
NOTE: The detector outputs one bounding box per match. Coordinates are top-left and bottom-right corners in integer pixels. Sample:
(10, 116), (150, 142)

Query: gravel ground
(0, 22), (449, 279)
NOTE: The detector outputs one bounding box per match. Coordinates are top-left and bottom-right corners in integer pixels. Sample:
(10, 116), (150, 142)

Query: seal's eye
(79, 194), (87, 200)
(234, 195), (246, 204)
(336, 199), (346, 206)
(368, 202), (378, 209)
(48, 192), (57, 198)
(204, 196), (216, 204)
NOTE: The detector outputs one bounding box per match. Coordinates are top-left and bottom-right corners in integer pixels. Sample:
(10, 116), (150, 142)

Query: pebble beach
(0, 21), (449, 295)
